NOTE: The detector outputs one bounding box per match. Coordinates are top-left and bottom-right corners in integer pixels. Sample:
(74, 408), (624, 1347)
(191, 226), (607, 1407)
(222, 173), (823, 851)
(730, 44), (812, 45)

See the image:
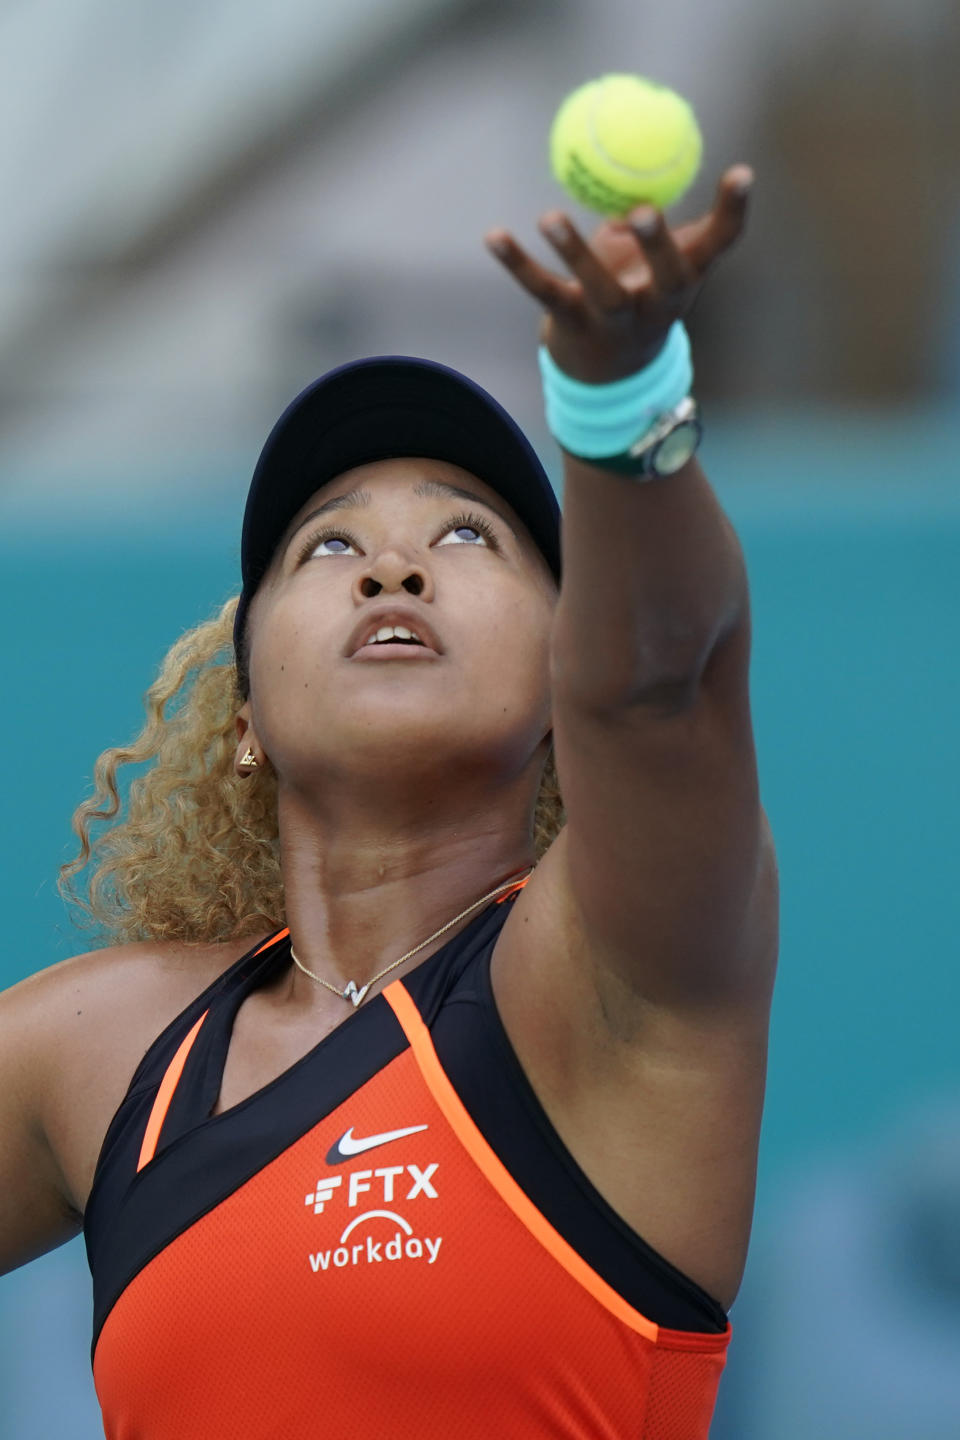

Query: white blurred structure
(0, 0), (774, 504)
(3, 0), (957, 514)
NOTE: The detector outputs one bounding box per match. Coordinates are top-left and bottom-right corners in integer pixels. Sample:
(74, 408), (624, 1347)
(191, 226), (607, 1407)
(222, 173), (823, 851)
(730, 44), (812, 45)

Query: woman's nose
(354, 547), (434, 601)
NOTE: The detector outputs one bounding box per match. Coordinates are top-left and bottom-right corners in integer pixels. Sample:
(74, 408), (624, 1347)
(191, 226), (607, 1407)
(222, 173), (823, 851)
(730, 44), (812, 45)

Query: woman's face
(241, 457), (557, 798)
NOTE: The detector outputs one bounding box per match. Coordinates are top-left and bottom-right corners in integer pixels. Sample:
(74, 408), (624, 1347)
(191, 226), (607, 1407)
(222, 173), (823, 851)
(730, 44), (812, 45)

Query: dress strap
(136, 1011), (210, 1172)
(136, 928), (291, 1173)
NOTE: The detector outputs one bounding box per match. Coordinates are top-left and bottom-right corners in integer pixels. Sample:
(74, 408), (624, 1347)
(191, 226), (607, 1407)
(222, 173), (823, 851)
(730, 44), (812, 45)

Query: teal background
(1, 413), (959, 1435)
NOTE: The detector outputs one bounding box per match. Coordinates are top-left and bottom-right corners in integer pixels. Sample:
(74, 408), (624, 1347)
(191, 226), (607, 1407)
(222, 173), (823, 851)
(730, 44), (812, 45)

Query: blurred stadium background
(1, 0), (959, 1434)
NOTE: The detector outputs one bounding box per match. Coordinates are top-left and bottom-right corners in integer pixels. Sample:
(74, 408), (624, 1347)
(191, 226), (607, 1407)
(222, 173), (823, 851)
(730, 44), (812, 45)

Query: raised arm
(485, 169), (779, 1307)
(487, 166), (775, 1005)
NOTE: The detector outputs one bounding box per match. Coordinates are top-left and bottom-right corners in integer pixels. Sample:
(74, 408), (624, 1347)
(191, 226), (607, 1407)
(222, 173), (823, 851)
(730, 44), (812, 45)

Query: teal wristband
(538, 322), (693, 459)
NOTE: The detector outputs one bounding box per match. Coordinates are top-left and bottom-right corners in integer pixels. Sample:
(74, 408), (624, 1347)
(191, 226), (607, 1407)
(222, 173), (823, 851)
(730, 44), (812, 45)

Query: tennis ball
(549, 74), (703, 215)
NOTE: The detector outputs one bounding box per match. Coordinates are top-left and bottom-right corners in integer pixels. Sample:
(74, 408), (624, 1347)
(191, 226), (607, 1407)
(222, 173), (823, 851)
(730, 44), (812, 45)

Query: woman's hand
(484, 164), (754, 384)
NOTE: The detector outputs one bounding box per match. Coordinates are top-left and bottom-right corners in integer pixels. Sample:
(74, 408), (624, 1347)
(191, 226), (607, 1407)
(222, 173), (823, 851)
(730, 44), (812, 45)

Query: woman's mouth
(347, 613), (443, 659)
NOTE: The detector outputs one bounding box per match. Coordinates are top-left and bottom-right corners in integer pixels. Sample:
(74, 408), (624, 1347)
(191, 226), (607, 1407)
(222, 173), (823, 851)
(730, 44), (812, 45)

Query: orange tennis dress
(85, 886), (730, 1438)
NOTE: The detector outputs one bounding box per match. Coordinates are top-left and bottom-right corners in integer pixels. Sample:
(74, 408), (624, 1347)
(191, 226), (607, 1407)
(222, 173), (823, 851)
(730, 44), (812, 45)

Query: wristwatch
(580, 397), (702, 479)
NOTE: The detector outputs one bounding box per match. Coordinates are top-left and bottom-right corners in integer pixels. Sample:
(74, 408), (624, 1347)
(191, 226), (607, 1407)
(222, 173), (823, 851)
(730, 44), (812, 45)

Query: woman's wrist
(538, 321), (694, 460)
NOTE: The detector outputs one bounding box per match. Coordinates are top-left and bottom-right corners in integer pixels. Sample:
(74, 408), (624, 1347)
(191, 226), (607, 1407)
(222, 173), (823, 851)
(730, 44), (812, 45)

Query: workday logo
(304, 1120), (442, 1274)
(309, 1211), (442, 1273)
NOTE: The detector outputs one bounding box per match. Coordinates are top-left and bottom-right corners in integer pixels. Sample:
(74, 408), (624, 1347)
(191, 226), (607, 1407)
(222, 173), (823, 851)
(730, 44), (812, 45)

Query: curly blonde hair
(59, 596), (564, 946)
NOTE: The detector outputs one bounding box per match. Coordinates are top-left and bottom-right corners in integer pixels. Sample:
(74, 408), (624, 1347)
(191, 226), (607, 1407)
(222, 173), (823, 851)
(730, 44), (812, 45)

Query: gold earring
(240, 748), (259, 769)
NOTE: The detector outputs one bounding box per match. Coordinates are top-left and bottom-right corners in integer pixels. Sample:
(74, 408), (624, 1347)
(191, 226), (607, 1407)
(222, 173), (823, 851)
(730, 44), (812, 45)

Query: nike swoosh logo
(325, 1124), (428, 1164)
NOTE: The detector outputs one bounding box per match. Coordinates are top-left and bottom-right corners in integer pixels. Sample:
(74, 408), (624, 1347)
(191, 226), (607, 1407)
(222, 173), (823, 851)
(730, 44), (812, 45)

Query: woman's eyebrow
(412, 479), (516, 535)
(286, 488), (371, 544)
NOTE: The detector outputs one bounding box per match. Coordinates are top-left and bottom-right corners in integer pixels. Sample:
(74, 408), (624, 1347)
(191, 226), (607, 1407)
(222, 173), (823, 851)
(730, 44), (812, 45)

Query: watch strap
(579, 399), (703, 477)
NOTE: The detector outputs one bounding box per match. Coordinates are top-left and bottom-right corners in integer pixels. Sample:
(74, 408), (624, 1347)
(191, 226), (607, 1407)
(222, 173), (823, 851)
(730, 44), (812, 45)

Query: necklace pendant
(343, 980), (370, 1008)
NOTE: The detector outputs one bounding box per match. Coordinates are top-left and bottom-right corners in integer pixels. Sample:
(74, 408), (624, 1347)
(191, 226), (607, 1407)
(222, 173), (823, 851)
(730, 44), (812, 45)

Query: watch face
(652, 421), (699, 476)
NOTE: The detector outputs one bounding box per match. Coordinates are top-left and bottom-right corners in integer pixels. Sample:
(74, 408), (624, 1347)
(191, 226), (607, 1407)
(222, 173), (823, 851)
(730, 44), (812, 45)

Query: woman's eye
(436, 524), (488, 547)
(309, 535), (358, 557)
(298, 511), (496, 563)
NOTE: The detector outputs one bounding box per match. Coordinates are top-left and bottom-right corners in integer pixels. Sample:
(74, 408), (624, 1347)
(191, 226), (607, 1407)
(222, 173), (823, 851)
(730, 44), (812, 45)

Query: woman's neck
(276, 781), (536, 1003)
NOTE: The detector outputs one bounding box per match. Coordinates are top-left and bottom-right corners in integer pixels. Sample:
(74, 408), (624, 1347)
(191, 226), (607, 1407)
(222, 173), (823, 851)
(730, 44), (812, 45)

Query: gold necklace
(289, 868), (533, 1008)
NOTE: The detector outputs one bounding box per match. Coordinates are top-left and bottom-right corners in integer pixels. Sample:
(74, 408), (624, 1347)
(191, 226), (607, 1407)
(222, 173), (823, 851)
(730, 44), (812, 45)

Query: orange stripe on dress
(383, 978), (660, 1344)
(136, 1011), (209, 1173)
(254, 927), (289, 954)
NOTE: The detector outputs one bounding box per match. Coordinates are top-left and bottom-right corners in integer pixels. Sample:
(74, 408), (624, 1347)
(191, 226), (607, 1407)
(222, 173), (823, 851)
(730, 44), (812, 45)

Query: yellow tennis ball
(549, 74), (703, 215)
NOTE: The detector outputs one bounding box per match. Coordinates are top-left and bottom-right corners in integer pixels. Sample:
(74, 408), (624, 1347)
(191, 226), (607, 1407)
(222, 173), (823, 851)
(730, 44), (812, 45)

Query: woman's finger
(484, 228), (580, 314)
(625, 206), (696, 298)
(684, 165), (754, 274)
(536, 211), (629, 314)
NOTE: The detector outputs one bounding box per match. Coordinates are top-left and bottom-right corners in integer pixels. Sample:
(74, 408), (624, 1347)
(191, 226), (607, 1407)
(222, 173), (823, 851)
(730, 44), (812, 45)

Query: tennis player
(0, 163), (777, 1438)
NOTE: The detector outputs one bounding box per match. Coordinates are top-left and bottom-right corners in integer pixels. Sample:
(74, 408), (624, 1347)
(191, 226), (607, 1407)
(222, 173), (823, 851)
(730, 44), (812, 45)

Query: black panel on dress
(419, 914), (729, 1334)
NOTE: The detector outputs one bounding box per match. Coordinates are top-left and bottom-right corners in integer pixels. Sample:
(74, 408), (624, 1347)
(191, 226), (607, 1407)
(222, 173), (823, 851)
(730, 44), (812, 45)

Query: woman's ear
(234, 704), (263, 777)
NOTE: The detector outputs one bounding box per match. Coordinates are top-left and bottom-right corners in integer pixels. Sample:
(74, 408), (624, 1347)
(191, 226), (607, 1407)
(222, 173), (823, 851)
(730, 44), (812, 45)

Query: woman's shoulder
(3, 932), (257, 1049)
(1, 932), (262, 1215)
